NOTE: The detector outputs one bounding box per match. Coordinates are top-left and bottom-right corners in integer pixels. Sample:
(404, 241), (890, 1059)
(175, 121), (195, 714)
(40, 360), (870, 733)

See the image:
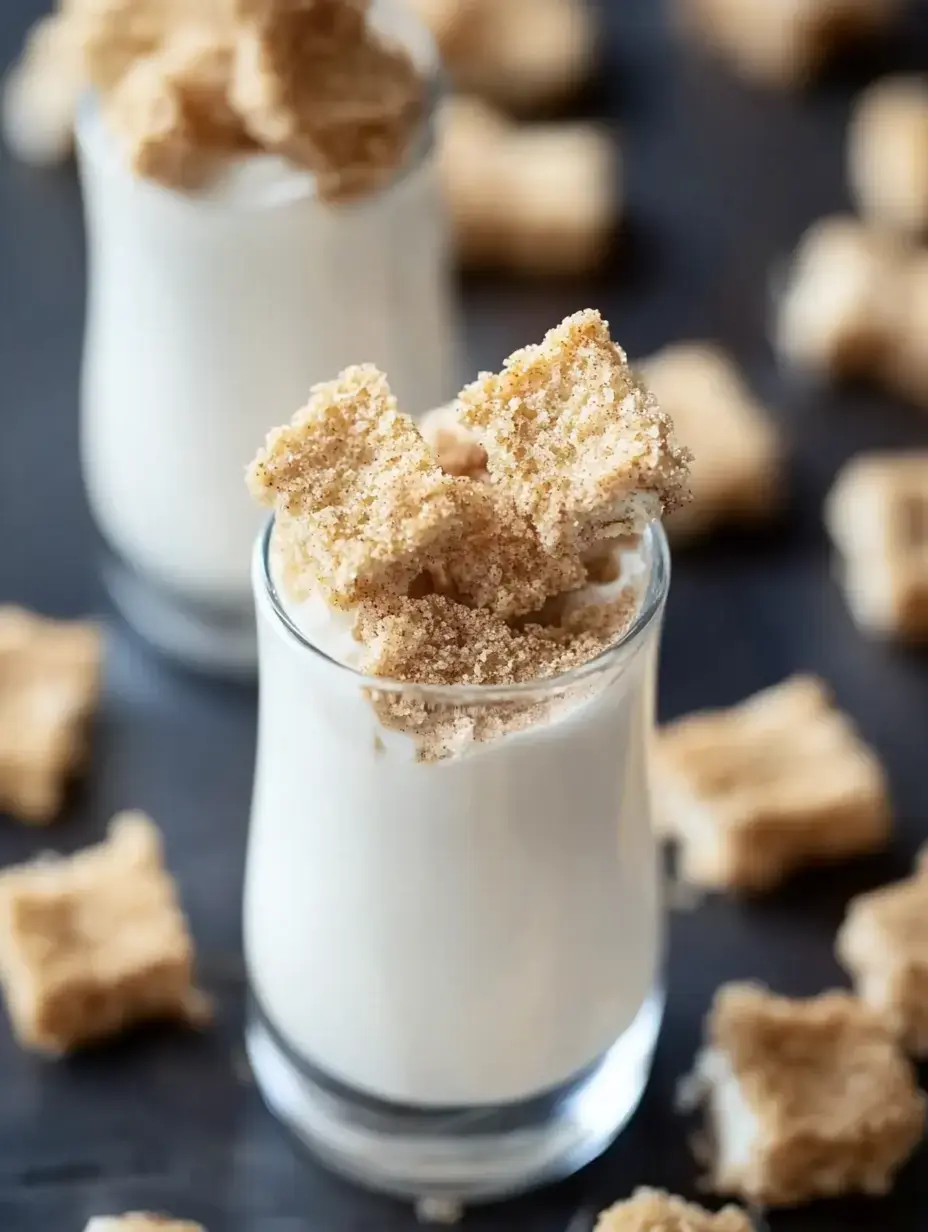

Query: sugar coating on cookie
(594, 1189), (752, 1232)
(639, 342), (782, 542)
(248, 365), (460, 609)
(838, 859), (928, 1055)
(825, 452), (928, 644)
(686, 983), (926, 1206)
(0, 607), (102, 825)
(653, 675), (890, 892)
(458, 310), (690, 553)
(0, 813), (210, 1055)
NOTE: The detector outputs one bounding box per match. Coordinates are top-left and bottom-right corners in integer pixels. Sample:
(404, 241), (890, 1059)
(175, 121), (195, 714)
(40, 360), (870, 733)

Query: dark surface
(2, 1), (928, 1229)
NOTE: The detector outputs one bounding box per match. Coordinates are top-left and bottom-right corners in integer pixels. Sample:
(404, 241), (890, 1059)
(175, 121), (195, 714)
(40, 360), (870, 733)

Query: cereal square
(653, 676), (890, 892)
(595, 1189), (752, 1232)
(86, 1218), (204, 1232)
(825, 452), (928, 644)
(639, 343), (783, 543)
(686, 984), (925, 1205)
(838, 861), (928, 1055)
(0, 813), (209, 1054)
(0, 607), (102, 825)
(458, 310), (690, 553)
(248, 365), (460, 609)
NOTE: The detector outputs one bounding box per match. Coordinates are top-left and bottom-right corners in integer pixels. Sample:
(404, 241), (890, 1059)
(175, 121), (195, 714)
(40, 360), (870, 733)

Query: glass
(244, 520), (671, 1201)
(74, 4), (460, 676)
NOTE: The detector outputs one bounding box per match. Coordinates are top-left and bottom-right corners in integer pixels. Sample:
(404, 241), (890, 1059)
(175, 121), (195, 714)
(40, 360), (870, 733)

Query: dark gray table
(2, 1), (928, 1229)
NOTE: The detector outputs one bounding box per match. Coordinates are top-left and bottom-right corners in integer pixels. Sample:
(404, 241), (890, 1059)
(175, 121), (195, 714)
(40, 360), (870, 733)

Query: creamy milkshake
(73, 0), (459, 673)
(243, 312), (690, 1200)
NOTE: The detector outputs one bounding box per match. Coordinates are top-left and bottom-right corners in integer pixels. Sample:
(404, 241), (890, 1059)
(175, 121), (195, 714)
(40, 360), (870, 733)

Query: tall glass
(74, 6), (459, 676)
(244, 521), (670, 1201)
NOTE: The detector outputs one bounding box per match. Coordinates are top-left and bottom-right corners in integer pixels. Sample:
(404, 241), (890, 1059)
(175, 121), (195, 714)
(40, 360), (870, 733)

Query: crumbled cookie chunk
(849, 75), (928, 237)
(639, 343), (783, 543)
(0, 607), (102, 825)
(595, 1189), (752, 1232)
(653, 676), (890, 893)
(686, 984), (925, 1205)
(458, 310), (690, 553)
(1, 13), (85, 166)
(0, 813), (210, 1054)
(439, 96), (618, 276)
(86, 1217), (204, 1232)
(825, 452), (928, 644)
(229, 0), (424, 202)
(248, 365), (459, 609)
(679, 0), (900, 88)
(409, 0), (596, 114)
(838, 857), (928, 1055)
(420, 402), (488, 478)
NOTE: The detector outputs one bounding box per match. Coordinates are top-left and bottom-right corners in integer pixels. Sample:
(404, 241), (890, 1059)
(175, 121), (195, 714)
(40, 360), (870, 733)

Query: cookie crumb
(86, 1217), (205, 1232)
(595, 1188), (752, 1232)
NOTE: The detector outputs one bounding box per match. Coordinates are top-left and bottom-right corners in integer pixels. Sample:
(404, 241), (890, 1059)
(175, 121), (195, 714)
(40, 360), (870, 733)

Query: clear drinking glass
(74, 5), (459, 676)
(244, 520), (671, 1202)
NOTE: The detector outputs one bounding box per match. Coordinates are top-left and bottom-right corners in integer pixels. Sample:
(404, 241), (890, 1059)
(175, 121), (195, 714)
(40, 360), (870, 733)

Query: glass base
(246, 989), (664, 1204)
(102, 553), (257, 678)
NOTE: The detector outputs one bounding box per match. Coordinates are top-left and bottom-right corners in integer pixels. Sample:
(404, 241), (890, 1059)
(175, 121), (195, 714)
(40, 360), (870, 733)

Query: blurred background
(1, 0), (928, 1228)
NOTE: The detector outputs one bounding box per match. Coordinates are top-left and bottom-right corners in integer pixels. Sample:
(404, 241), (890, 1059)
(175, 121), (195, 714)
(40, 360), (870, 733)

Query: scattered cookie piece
(0, 812), (210, 1055)
(0, 607), (102, 825)
(686, 983), (926, 1205)
(679, 0), (900, 88)
(838, 854), (928, 1054)
(595, 1189), (752, 1232)
(248, 365), (459, 608)
(439, 96), (617, 276)
(638, 343), (783, 543)
(409, 0), (596, 114)
(825, 452), (928, 644)
(86, 1218), (204, 1232)
(420, 402), (487, 478)
(776, 215), (928, 409)
(459, 310), (691, 553)
(654, 676), (891, 893)
(849, 75), (928, 237)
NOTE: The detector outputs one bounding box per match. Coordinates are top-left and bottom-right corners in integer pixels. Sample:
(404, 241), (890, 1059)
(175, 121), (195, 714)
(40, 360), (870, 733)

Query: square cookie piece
(0, 607), (102, 824)
(0, 813), (209, 1054)
(825, 452), (928, 644)
(86, 1218), (204, 1232)
(688, 984), (925, 1205)
(654, 676), (890, 892)
(248, 365), (459, 609)
(639, 343), (783, 543)
(595, 1188), (752, 1232)
(458, 310), (690, 553)
(837, 862), (928, 1055)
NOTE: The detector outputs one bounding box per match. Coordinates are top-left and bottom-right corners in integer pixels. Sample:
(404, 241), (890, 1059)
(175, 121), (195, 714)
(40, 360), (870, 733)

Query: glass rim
(256, 516), (671, 703)
(73, 1), (443, 212)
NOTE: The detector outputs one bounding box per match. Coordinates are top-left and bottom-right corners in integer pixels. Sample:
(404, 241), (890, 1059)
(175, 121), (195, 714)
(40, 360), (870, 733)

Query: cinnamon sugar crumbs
(595, 1189), (752, 1232)
(248, 365), (459, 609)
(458, 310), (691, 553)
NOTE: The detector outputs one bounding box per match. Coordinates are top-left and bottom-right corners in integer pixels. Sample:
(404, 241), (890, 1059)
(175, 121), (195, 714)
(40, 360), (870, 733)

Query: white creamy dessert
(71, 0), (459, 672)
(242, 312), (690, 1198)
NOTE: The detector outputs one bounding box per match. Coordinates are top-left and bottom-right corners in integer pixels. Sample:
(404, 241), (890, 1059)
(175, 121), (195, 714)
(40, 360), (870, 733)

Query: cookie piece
(654, 676), (891, 892)
(687, 983), (926, 1205)
(849, 75), (928, 237)
(639, 343), (783, 543)
(0, 812), (209, 1054)
(0, 607), (102, 825)
(458, 310), (690, 553)
(595, 1189), (752, 1232)
(825, 452), (928, 644)
(837, 857), (928, 1054)
(86, 1218), (204, 1232)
